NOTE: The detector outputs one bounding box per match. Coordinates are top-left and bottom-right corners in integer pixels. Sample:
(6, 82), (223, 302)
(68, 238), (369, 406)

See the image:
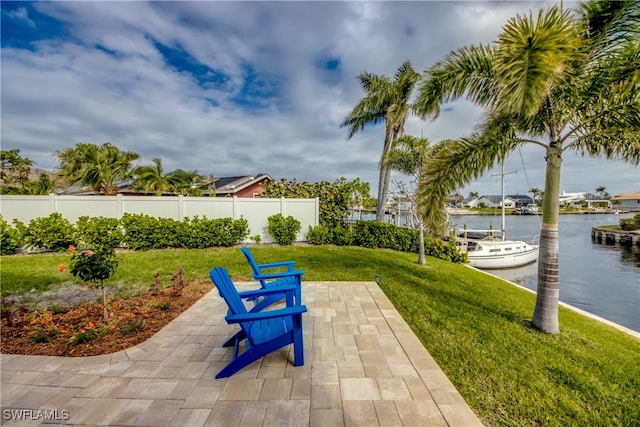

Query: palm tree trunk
(376, 167), (387, 221)
(531, 146), (562, 334)
(376, 166), (393, 222)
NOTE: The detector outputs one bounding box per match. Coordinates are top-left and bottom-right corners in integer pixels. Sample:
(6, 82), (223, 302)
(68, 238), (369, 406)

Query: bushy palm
(131, 158), (172, 195)
(55, 143), (139, 195)
(341, 61), (420, 221)
(415, 2), (639, 333)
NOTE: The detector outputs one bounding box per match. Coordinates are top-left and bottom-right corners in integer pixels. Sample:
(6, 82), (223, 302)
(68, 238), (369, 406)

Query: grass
(2, 245), (639, 426)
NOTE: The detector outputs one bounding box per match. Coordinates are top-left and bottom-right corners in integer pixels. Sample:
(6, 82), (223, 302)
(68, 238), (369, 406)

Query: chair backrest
(210, 267), (248, 318)
(241, 246), (261, 275)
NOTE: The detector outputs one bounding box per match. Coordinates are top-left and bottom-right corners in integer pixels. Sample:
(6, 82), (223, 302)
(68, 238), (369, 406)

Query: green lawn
(2, 245), (639, 426)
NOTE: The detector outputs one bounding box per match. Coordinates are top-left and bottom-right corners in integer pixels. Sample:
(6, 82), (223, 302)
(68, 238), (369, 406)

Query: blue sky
(2, 1), (638, 198)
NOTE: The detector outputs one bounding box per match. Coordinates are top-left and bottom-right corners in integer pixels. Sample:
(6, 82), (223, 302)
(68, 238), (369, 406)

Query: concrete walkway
(1, 282), (483, 426)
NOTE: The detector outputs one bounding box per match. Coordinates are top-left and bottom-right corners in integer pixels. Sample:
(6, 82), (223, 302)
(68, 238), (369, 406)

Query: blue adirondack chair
(209, 267), (307, 379)
(241, 246), (304, 309)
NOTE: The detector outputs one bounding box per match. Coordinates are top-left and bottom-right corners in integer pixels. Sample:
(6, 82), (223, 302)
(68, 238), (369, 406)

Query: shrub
(75, 216), (123, 250)
(24, 213), (75, 251)
(120, 213), (180, 250)
(619, 213), (640, 231)
(210, 217), (249, 247)
(349, 220), (466, 263)
(331, 225), (355, 246)
(267, 214), (301, 245)
(307, 224), (332, 245)
(0, 215), (23, 255)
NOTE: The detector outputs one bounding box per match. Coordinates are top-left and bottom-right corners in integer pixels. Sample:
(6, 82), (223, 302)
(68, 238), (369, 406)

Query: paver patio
(1, 281), (483, 426)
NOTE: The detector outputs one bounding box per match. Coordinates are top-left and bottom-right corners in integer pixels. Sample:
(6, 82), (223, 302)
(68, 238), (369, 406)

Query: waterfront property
(613, 192), (640, 212)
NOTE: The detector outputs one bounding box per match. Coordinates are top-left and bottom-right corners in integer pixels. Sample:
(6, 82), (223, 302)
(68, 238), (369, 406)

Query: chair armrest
(257, 260), (295, 272)
(253, 270), (304, 281)
(226, 305), (308, 323)
(237, 284), (297, 300)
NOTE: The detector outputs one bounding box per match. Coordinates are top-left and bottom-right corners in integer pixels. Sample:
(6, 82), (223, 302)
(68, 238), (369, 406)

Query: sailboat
(458, 164), (539, 269)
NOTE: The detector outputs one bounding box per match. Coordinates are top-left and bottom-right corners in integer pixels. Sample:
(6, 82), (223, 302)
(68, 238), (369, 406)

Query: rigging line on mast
(519, 147), (542, 229)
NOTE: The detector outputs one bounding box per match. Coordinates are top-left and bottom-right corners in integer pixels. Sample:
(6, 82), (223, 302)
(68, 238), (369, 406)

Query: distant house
(613, 192), (640, 212)
(467, 195), (526, 209)
(211, 174), (272, 198)
(558, 191), (587, 206)
(66, 173), (273, 197)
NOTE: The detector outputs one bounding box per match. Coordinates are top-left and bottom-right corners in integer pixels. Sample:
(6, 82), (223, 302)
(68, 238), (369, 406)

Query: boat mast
(501, 162), (506, 241)
(497, 162), (516, 241)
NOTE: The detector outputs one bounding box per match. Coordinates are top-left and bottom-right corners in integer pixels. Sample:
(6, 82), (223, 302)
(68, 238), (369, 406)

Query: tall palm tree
(415, 2), (639, 334)
(55, 143), (139, 195)
(341, 61), (420, 221)
(131, 158), (172, 196)
(384, 135), (431, 264)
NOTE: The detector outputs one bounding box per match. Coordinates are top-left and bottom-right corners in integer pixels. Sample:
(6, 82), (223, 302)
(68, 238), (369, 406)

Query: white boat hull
(464, 239), (539, 269)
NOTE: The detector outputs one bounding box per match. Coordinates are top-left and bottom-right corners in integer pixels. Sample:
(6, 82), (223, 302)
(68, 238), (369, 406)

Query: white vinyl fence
(0, 194), (319, 243)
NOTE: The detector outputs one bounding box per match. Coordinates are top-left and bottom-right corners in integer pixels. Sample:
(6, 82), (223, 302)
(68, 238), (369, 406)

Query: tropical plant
(166, 169), (206, 196)
(131, 158), (172, 195)
(384, 135), (431, 264)
(595, 185), (610, 199)
(55, 143), (139, 195)
(0, 149), (34, 194)
(341, 60), (420, 221)
(414, 2), (640, 333)
(529, 187), (543, 203)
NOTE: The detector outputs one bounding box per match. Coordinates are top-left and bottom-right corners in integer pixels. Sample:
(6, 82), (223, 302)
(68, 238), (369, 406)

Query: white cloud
(1, 1), (637, 198)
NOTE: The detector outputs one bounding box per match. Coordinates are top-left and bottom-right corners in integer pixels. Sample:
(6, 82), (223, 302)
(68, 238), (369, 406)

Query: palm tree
(384, 135), (431, 264)
(55, 143), (139, 195)
(131, 158), (172, 196)
(341, 61), (420, 221)
(167, 169), (206, 196)
(415, 2), (639, 334)
(529, 187), (543, 203)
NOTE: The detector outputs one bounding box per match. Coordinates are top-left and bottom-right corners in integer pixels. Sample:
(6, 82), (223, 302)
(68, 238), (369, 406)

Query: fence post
(48, 193), (56, 215)
(116, 194), (123, 219)
(178, 195), (184, 219)
(280, 197), (286, 216)
(233, 196), (238, 219)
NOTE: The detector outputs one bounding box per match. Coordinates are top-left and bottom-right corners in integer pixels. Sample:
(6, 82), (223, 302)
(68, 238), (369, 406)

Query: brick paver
(1, 282), (484, 426)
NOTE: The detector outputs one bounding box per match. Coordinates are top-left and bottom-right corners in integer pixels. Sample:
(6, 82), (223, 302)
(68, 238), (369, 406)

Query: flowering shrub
(68, 246), (118, 282)
(59, 244), (118, 321)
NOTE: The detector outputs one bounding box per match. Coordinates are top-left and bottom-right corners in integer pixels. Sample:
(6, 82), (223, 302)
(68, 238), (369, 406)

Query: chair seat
(210, 267), (307, 378)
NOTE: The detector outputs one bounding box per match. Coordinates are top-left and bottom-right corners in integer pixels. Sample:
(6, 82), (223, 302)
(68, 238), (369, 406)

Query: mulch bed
(1, 280), (214, 357)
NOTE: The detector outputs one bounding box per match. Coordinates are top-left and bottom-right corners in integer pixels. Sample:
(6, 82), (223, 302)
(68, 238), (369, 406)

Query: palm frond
(579, 0), (640, 62)
(495, 6), (582, 119)
(415, 44), (498, 119)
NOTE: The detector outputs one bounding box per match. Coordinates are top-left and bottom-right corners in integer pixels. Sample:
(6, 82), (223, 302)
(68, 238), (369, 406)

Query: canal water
(450, 213), (640, 332)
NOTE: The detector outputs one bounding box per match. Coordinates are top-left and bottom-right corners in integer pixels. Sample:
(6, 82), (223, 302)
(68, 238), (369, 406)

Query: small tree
(61, 244), (118, 321)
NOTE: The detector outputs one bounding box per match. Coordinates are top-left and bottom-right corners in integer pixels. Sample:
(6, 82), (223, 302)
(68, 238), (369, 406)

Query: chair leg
(292, 314), (304, 367)
(223, 330), (246, 348)
(215, 333), (295, 379)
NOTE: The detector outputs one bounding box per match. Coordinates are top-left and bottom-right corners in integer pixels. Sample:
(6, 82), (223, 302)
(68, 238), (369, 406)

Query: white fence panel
(55, 196), (120, 223)
(122, 196), (182, 220)
(0, 195), (319, 243)
(183, 197), (235, 219)
(0, 196), (51, 223)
